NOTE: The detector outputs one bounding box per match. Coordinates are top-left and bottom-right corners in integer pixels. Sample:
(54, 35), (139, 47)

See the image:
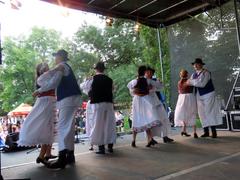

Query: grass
(123, 115), (202, 131)
(196, 118), (202, 128)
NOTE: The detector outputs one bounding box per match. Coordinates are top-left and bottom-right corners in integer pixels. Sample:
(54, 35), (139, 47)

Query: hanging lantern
(10, 0), (22, 10)
(134, 22), (140, 32)
(106, 17), (113, 26)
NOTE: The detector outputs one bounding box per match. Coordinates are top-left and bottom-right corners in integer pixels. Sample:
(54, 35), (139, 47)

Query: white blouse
(37, 62), (81, 108)
(189, 69), (211, 88)
(80, 78), (93, 95)
(127, 78), (162, 95)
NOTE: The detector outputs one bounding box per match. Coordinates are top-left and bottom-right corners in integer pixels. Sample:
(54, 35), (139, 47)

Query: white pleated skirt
(197, 91), (223, 128)
(18, 96), (57, 146)
(174, 93), (197, 127)
(131, 94), (165, 133)
(151, 104), (171, 137)
(90, 102), (116, 146)
(85, 101), (94, 137)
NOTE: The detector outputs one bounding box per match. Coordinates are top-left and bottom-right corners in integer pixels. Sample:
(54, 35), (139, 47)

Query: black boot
(211, 126), (217, 138)
(108, 144), (114, 153)
(47, 149), (67, 169)
(66, 150), (75, 164)
(151, 138), (158, 145)
(201, 127), (210, 137)
(181, 132), (191, 137)
(96, 145), (105, 154)
(131, 141), (136, 148)
(163, 136), (174, 143)
(194, 133), (198, 138)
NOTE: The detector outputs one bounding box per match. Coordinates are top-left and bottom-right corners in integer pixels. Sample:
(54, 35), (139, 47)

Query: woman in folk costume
(187, 58), (222, 138)
(33, 49), (82, 169)
(127, 66), (164, 148)
(145, 67), (174, 143)
(174, 69), (198, 138)
(18, 63), (58, 165)
(82, 62), (116, 154)
(80, 78), (95, 151)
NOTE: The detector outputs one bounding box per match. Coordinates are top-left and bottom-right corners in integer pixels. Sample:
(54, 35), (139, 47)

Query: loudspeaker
(216, 111), (230, 130)
(4, 132), (19, 152)
(230, 110), (240, 131)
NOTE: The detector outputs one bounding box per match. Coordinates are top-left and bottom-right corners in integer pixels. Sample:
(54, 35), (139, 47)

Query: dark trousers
(128, 118), (132, 128)
(203, 126), (217, 135)
(98, 144), (113, 151)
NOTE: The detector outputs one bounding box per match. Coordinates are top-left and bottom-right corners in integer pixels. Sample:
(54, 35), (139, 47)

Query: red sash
(38, 89), (55, 97)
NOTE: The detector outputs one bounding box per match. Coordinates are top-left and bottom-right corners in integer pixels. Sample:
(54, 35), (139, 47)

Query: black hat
(191, 58), (205, 65)
(52, 49), (69, 61)
(94, 62), (106, 71)
(146, 66), (155, 74)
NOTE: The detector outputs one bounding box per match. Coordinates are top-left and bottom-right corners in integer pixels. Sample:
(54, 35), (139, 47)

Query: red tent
(81, 101), (87, 110)
(8, 103), (32, 117)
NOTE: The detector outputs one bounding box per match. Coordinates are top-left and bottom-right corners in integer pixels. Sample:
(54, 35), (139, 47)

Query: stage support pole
(157, 27), (164, 84)
(226, 0), (240, 110)
(0, 1), (3, 65)
(234, 0), (240, 56)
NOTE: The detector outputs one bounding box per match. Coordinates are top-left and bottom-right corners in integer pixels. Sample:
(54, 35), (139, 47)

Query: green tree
(0, 37), (37, 111)
(70, 20), (172, 105)
(139, 26), (171, 103)
(26, 27), (62, 61)
(0, 27), (62, 112)
(73, 20), (144, 67)
(108, 63), (138, 105)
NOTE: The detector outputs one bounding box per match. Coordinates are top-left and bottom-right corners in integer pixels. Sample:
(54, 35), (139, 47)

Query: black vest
(56, 63), (81, 101)
(192, 70), (215, 96)
(89, 74), (113, 104)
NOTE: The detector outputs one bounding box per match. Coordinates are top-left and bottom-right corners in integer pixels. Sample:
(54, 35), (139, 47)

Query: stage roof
(41, 0), (230, 28)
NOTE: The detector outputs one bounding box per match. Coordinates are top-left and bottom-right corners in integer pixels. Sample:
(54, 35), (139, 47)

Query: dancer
(80, 79), (95, 151)
(18, 63), (58, 165)
(33, 49), (82, 169)
(127, 65), (164, 148)
(188, 58), (222, 138)
(174, 69), (198, 138)
(81, 62), (116, 154)
(145, 67), (174, 143)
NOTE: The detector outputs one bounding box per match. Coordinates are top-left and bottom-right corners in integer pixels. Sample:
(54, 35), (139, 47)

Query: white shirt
(127, 78), (162, 96)
(37, 62), (81, 108)
(127, 78), (162, 107)
(189, 69), (211, 88)
(80, 78), (93, 95)
(80, 72), (112, 95)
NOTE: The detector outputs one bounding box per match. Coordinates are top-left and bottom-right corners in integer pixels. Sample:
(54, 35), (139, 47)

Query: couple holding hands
(174, 58), (223, 138)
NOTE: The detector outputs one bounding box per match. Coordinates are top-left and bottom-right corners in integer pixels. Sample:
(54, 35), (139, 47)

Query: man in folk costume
(34, 49), (82, 169)
(86, 62), (116, 154)
(145, 67), (174, 143)
(187, 58), (222, 138)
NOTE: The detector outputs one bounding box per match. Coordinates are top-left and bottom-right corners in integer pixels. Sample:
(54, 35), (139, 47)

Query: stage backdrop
(167, 1), (240, 109)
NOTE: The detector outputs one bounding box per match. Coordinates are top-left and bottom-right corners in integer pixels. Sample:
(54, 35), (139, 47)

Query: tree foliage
(0, 20), (171, 114)
(0, 27), (62, 113)
(71, 20), (171, 105)
(139, 26), (171, 102)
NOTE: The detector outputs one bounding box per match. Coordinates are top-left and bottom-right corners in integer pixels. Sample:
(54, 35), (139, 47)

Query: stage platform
(2, 131), (240, 180)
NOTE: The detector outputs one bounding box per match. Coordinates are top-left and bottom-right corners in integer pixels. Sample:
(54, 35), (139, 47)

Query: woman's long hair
(134, 66), (149, 95)
(35, 63), (49, 88)
(179, 69), (188, 84)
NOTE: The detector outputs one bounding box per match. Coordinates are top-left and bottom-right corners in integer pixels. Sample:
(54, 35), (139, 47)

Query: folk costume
(127, 78), (167, 134)
(81, 62), (116, 154)
(18, 70), (59, 147)
(37, 50), (81, 169)
(189, 59), (222, 138)
(174, 78), (197, 127)
(80, 79), (95, 139)
(149, 80), (172, 142)
(144, 67), (173, 143)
